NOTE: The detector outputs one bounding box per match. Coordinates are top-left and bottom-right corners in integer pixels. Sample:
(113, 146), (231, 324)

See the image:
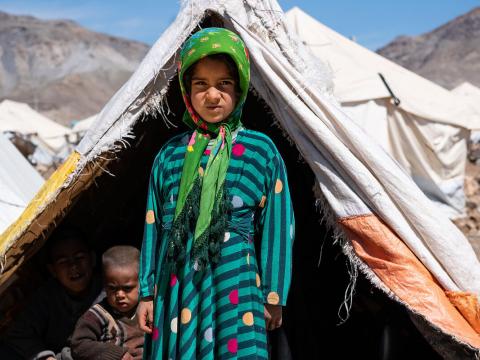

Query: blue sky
(0, 0), (478, 50)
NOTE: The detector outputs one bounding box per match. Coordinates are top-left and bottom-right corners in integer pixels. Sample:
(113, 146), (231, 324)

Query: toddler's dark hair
(183, 53), (241, 98)
(102, 245), (140, 272)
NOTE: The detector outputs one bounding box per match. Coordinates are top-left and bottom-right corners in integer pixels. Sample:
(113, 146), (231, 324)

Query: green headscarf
(167, 27), (250, 271)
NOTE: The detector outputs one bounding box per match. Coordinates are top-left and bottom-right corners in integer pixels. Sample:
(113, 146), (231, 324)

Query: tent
(0, 1), (479, 358)
(452, 83), (480, 144)
(71, 114), (98, 135)
(452, 82), (480, 112)
(0, 133), (44, 234)
(285, 7), (480, 219)
(68, 114), (98, 146)
(0, 100), (72, 152)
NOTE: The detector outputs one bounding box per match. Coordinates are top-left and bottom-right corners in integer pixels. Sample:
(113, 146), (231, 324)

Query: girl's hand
(264, 304), (282, 331)
(137, 299), (154, 334)
(121, 352), (134, 360)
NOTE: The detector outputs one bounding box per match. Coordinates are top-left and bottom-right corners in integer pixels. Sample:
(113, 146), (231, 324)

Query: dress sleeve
(139, 153), (164, 299)
(257, 150), (295, 306)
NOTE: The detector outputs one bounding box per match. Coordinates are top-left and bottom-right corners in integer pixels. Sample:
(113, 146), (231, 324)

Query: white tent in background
(452, 83), (480, 143)
(286, 7), (480, 218)
(0, 133), (44, 233)
(0, 100), (71, 152)
(452, 82), (480, 110)
(72, 114), (97, 134)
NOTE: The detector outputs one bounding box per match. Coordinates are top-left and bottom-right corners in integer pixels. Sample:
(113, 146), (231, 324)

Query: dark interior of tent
(0, 15), (454, 360)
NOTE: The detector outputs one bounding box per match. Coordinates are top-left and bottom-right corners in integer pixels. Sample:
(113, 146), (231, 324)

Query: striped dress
(140, 129), (294, 359)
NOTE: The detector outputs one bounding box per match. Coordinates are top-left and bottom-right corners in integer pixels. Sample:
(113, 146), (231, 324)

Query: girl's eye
(220, 80), (234, 86)
(192, 81), (207, 86)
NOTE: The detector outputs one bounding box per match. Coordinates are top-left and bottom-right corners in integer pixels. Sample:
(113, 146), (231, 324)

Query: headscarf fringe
(167, 176), (202, 271)
(191, 184), (229, 270)
(167, 178), (230, 272)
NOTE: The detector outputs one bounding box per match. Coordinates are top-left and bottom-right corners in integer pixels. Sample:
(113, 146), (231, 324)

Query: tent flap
(340, 214), (480, 346)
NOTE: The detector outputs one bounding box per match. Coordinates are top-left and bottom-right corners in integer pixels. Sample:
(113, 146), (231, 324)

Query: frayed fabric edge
(313, 184), (480, 356)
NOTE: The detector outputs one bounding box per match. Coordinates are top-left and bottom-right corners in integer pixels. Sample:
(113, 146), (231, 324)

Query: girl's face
(189, 57), (237, 124)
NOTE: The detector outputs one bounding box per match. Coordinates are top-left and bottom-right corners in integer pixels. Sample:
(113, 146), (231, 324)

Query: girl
(138, 27), (294, 359)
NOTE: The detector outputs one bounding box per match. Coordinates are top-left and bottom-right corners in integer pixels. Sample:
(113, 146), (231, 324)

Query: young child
(70, 245), (143, 360)
(0, 227), (102, 360)
(137, 28), (295, 359)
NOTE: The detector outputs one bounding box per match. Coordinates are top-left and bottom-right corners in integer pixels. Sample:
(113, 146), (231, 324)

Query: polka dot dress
(140, 129), (295, 359)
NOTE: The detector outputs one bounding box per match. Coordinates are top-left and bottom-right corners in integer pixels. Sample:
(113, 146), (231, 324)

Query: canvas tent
(68, 114), (98, 146)
(0, 1), (479, 358)
(0, 100), (71, 152)
(285, 7), (480, 219)
(0, 133), (44, 234)
(452, 82), (480, 144)
(71, 114), (97, 135)
(452, 82), (480, 112)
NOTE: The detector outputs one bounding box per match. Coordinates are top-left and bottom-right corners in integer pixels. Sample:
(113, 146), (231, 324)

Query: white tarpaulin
(286, 7), (480, 218)
(452, 82), (480, 112)
(452, 83), (480, 143)
(0, 100), (71, 152)
(71, 114), (97, 134)
(0, 133), (44, 233)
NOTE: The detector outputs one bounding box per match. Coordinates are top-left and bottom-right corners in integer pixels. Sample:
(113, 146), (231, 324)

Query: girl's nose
(205, 87), (221, 102)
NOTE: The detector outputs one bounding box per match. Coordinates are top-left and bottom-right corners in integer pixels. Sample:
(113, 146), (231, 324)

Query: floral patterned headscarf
(167, 27), (250, 270)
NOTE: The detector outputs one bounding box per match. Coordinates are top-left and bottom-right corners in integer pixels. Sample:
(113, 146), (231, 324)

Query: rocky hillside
(0, 11), (149, 125)
(377, 7), (480, 89)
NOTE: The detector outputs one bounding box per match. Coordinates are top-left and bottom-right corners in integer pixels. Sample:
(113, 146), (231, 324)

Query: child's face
(48, 237), (95, 296)
(190, 57), (237, 123)
(104, 265), (139, 314)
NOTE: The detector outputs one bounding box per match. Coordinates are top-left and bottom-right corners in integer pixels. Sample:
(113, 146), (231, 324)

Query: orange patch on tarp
(339, 214), (480, 348)
(446, 291), (480, 334)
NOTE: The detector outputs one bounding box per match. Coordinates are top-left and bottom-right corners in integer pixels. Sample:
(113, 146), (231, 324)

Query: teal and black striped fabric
(140, 129), (295, 359)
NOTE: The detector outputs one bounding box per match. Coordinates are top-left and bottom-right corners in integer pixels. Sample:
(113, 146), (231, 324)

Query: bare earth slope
(0, 11), (149, 125)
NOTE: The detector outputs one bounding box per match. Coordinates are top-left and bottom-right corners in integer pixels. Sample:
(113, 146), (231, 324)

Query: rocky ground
(452, 143), (480, 258)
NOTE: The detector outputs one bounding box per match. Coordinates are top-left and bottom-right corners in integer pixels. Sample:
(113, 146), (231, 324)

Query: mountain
(0, 11), (149, 125)
(377, 7), (480, 90)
